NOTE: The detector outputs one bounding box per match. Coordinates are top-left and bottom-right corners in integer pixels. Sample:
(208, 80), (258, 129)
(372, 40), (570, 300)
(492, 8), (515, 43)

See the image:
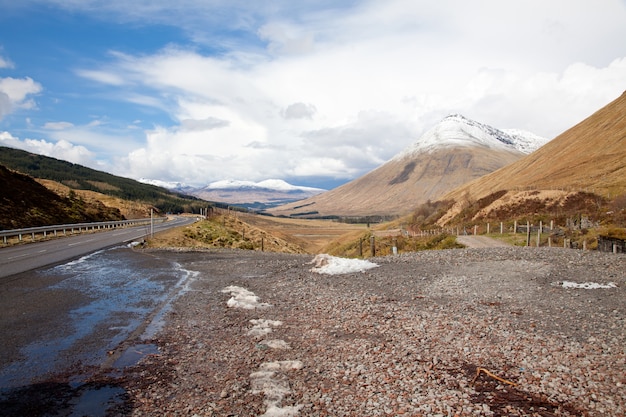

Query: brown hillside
(38, 179), (155, 219)
(269, 146), (522, 218)
(443, 91), (626, 203)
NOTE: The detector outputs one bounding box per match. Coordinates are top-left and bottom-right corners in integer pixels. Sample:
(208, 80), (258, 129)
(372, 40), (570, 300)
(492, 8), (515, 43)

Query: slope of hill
(269, 115), (544, 218)
(441, 91), (626, 206)
(0, 164), (123, 229)
(0, 147), (209, 214)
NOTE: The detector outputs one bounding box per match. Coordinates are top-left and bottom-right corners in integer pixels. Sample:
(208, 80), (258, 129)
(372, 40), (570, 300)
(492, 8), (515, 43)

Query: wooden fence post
(514, 220), (518, 234)
(500, 222), (503, 234)
(392, 238), (398, 255)
(526, 221), (531, 246)
(358, 238), (363, 257)
(536, 227), (541, 247)
(370, 236), (375, 257)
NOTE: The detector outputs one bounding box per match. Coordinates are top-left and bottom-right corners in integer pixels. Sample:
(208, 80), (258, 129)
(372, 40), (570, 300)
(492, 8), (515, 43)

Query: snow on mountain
(204, 179), (324, 193)
(139, 178), (189, 189)
(396, 114), (547, 159)
(502, 128), (550, 154)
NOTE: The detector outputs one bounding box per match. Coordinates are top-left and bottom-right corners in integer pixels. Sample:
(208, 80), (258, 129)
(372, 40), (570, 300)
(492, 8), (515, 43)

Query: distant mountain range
(268, 114), (548, 218)
(139, 178), (326, 209)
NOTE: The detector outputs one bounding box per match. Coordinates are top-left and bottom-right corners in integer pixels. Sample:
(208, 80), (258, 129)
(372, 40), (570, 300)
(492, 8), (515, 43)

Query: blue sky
(1, 0), (626, 189)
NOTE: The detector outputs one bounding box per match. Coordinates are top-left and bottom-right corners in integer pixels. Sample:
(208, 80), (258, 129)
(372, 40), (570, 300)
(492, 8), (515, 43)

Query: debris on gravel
(123, 247), (626, 416)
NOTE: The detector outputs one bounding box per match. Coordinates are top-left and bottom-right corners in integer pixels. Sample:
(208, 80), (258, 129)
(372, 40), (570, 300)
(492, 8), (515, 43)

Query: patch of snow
(260, 339), (291, 349)
(221, 286), (272, 309)
(309, 254), (379, 275)
(560, 281), (617, 289)
(250, 361), (305, 417)
(247, 319), (283, 338)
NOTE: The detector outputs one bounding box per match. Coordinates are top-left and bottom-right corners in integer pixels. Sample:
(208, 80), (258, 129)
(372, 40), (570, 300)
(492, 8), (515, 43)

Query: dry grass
(145, 211), (367, 254)
(37, 179), (155, 219)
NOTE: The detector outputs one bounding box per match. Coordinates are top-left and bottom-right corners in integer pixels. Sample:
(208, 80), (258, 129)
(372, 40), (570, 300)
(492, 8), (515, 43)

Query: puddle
(68, 384), (127, 417)
(113, 343), (160, 368)
(0, 382), (128, 417)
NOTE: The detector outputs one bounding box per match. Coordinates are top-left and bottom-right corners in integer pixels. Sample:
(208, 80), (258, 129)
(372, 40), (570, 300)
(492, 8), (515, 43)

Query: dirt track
(456, 235), (511, 248)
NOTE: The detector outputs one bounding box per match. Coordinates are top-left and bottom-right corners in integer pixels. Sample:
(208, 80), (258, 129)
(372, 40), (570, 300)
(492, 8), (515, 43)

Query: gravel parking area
(124, 247), (626, 416)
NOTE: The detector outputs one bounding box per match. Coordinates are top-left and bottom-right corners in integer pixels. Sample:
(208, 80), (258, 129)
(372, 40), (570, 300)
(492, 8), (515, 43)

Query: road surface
(456, 235), (511, 248)
(0, 216), (197, 279)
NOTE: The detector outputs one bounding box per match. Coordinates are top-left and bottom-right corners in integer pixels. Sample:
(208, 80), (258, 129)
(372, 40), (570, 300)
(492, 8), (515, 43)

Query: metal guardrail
(1, 217), (167, 244)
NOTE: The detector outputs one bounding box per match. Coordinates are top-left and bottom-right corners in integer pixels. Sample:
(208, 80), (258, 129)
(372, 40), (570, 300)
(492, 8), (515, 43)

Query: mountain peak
(396, 115), (547, 159)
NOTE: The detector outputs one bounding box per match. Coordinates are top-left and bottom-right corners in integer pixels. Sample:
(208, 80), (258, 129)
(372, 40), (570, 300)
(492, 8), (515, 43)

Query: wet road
(0, 244), (199, 405)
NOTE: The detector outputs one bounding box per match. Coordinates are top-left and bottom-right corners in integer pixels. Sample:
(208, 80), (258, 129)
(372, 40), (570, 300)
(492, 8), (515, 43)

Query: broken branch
(471, 367), (518, 387)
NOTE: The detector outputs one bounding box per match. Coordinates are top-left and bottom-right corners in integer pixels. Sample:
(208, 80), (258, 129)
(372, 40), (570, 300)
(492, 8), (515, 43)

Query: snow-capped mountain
(139, 178), (190, 190)
(139, 178), (325, 208)
(192, 179), (325, 208)
(205, 179), (323, 193)
(396, 114), (547, 158)
(271, 115), (542, 217)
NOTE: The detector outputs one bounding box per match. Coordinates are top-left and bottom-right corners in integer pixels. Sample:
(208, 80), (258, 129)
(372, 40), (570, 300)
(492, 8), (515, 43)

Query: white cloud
(282, 102), (316, 120)
(0, 76), (42, 119)
(43, 121), (75, 130)
(76, 69), (126, 86)
(0, 55), (14, 69)
(6, 1), (626, 187)
(0, 131), (97, 167)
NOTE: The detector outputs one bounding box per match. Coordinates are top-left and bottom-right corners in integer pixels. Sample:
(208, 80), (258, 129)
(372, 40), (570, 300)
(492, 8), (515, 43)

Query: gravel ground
(123, 247), (626, 416)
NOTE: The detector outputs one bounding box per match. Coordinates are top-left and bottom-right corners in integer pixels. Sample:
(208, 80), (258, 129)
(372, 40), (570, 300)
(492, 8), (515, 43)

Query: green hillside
(0, 164), (124, 229)
(0, 146), (209, 214)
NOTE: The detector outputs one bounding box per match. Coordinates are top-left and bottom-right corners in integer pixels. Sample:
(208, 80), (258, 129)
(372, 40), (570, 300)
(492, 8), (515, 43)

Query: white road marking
(68, 238), (95, 247)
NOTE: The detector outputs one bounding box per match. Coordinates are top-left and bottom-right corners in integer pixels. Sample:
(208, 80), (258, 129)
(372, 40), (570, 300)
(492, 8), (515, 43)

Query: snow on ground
(221, 286), (272, 309)
(309, 254), (379, 275)
(561, 281), (618, 289)
(221, 285), (303, 415)
(247, 319), (283, 338)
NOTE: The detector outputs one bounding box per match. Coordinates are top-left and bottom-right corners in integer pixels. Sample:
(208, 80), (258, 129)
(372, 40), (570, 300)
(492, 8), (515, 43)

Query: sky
(1, 0), (625, 190)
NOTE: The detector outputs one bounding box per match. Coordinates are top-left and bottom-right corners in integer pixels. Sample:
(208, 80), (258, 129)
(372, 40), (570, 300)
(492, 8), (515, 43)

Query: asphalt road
(0, 215), (197, 279)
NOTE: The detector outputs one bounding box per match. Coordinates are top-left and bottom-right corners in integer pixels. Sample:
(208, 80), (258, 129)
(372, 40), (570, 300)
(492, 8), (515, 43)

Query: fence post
(536, 227), (541, 247)
(392, 238), (398, 255)
(261, 238), (264, 252)
(500, 222), (503, 234)
(370, 236), (375, 257)
(473, 225), (477, 236)
(514, 220), (518, 234)
(526, 221), (530, 246)
(358, 238), (363, 257)
(487, 223), (490, 234)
